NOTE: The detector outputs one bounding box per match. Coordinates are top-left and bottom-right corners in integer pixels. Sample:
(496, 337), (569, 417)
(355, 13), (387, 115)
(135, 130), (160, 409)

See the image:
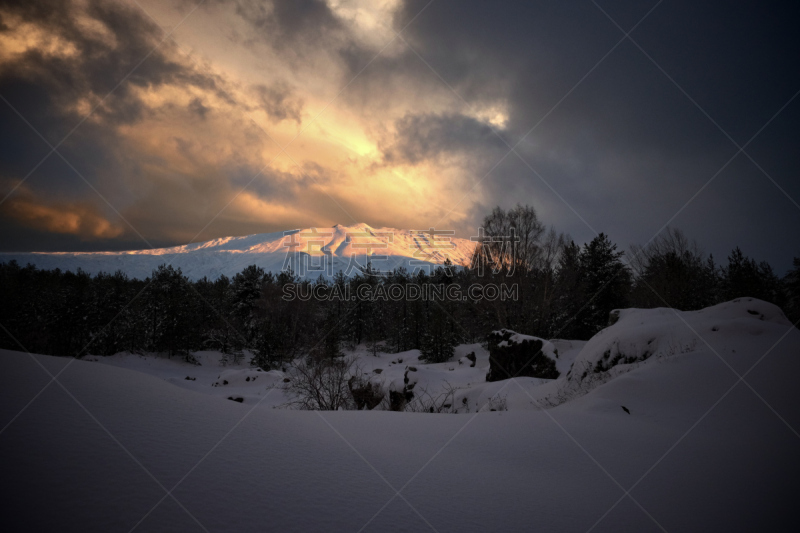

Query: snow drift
(566, 297), (792, 382)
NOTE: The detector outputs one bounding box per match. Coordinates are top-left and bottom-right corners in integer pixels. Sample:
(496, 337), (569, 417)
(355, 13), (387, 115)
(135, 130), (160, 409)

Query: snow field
(1, 298), (799, 531)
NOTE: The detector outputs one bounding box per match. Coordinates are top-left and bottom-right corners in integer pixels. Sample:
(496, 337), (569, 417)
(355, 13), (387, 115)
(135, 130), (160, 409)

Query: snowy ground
(82, 340), (585, 414)
(2, 298), (799, 532)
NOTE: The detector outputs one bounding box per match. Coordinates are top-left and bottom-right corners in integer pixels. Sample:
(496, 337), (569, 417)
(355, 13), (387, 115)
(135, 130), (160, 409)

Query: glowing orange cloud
(5, 197), (124, 240)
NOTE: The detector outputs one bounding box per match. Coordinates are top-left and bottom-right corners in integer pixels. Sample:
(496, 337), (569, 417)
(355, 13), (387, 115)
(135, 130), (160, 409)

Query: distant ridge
(0, 224), (477, 280)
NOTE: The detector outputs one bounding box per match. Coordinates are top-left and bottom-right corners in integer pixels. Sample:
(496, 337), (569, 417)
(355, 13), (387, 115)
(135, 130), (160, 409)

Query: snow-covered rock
(486, 329), (559, 382)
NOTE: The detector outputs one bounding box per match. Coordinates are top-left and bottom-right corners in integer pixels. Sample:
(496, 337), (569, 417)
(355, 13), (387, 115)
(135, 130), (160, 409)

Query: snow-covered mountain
(0, 223), (478, 280)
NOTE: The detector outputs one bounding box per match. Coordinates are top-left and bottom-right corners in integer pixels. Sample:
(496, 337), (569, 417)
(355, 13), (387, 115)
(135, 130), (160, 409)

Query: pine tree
(231, 265), (267, 346)
(551, 241), (585, 339)
(783, 258), (800, 325)
(721, 247), (780, 303)
(419, 266), (459, 363)
(384, 268), (412, 352)
(144, 265), (191, 357)
(253, 269), (309, 369)
(319, 301), (345, 359)
(362, 262), (385, 355)
(578, 234), (631, 338)
(419, 304), (457, 363)
(197, 274), (238, 354)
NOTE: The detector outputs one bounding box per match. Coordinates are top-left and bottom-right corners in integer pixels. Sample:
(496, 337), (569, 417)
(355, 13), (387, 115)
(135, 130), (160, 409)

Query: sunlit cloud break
(0, 0), (797, 274)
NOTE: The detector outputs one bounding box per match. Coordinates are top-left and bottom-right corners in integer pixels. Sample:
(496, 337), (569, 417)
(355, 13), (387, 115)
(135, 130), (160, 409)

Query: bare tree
(284, 355), (361, 410)
(538, 226), (569, 272)
(629, 227), (703, 276)
(472, 204), (546, 274)
(628, 227), (716, 310)
(401, 382), (463, 413)
(471, 204), (569, 275)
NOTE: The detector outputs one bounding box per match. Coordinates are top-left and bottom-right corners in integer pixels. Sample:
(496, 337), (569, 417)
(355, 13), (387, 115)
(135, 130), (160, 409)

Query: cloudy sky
(0, 0), (798, 271)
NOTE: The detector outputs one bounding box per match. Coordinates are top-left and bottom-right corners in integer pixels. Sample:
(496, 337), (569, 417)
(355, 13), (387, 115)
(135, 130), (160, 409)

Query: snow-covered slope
(3, 298), (799, 531)
(3, 298), (800, 531)
(0, 223), (477, 280)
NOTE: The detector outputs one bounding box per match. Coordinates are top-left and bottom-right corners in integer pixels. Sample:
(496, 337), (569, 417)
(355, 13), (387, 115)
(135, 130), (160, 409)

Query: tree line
(1, 205), (798, 365)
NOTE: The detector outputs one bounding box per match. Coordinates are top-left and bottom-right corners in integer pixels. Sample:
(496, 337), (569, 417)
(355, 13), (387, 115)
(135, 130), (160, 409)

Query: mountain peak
(333, 222), (373, 232)
(0, 224), (477, 280)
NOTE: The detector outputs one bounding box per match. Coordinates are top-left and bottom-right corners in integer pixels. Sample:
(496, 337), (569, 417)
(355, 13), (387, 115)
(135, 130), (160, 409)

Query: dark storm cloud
(380, 0), (800, 271)
(255, 81), (303, 124)
(225, 0), (344, 51)
(1, 1), (201, 126)
(188, 97), (210, 119)
(0, 1), (189, 151)
(393, 1), (613, 108)
(384, 112), (507, 166)
(0, 0), (252, 250)
(0, 2), (172, 244)
(228, 163), (314, 201)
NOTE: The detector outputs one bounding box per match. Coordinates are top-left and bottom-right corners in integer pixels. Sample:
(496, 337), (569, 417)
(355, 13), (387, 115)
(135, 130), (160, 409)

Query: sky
(0, 0), (798, 272)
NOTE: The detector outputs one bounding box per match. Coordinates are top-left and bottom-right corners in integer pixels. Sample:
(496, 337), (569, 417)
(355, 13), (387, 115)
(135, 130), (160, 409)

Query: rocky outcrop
(486, 329), (559, 382)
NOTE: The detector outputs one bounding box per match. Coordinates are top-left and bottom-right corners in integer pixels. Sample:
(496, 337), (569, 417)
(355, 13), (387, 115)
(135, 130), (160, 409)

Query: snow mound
(567, 297), (792, 384)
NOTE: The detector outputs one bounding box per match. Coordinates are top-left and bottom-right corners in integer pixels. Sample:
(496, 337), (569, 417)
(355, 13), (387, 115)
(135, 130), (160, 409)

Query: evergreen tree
(419, 303), (457, 363)
(361, 262), (385, 355)
(197, 274), (240, 354)
(629, 227), (718, 311)
(783, 257), (800, 325)
(144, 265), (192, 357)
(252, 269), (309, 369)
(551, 241), (585, 339)
(419, 265), (459, 363)
(704, 254), (721, 306)
(318, 300), (345, 360)
(88, 270), (137, 356)
(578, 233), (632, 338)
(721, 248), (780, 303)
(231, 265), (267, 345)
(632, 251), (715, 310)
(384, 267), (413, 352)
